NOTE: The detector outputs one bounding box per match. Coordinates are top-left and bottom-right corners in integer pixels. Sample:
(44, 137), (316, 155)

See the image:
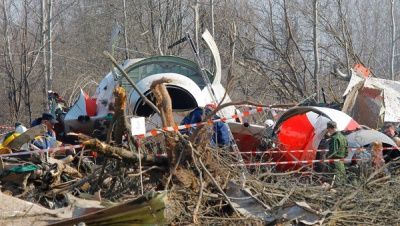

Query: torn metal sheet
(0, 191), (71, 219)
(225, 180), (273, 222)
(352, 87), (383, 129)
(343, 69), (400, 127)
(274, 201), (323, 225)
(345, 129), (396, 147)
(225, 180), (324, 225)
(345, 129), (396, 162)
(364, 77), (400, 122)
(228, 122), (264, 152)
(343, 71), (364, 97)
(49, 189), (167, 226)
(271, 106), (361, 171)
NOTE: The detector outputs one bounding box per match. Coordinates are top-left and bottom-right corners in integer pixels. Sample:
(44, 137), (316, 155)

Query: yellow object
(1, 133), (20, 148)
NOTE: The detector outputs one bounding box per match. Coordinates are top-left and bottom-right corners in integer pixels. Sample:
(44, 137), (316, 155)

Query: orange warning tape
(230, 158), (367, 167)
(143, 106), (288, 137)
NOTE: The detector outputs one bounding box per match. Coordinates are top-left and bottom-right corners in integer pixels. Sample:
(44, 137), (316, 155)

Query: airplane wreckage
(335, 64), (400, 129)
(1, 30), (400, 224)
(57, 32), (400, 171)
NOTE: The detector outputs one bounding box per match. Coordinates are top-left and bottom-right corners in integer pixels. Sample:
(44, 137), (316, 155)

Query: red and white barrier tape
(237, 104), (289, 112)
(230, 158), (366, 167)
(231, 150), (327, 155)
(149, 144), (400, 159)
(155, 152), (370, 167)
(231, 147), (398, 155)
(0, 126), (15, 130)
(154, 146), (399, 157)
(0, 144), (83, 158)
(144, 106), (287, 137)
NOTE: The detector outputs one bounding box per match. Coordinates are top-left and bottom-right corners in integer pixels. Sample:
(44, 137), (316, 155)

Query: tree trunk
(41, 0), (48, 111)
(2, 0), (16, 122)
(390, 0), (395, 80)
(228, 21), (236, 81)
(150, 78), (176, 168)
(313, 0), (320, 101)
(122, 0), (129, 60)
(47, 0), (53, 92)
(82, 139), (167, 165)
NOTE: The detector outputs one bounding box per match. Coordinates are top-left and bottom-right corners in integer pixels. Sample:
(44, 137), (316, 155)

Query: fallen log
(150, 78), (177, 169)
(149, 78), (202, 192)
(82, 138), (167, 165)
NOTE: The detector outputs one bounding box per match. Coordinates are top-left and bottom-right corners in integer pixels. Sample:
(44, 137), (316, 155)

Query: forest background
(0, 0), (399, 128)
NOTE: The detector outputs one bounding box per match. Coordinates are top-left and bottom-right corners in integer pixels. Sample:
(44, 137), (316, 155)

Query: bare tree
(0, 0), (43, 123)
(122, 0), (129, 59)
(390, 0), (396, 80)
(47, 0), (53, 93)
(0, 0), (399, 127)
(41, 0), (48, 110)
(313, 0), (320, 101)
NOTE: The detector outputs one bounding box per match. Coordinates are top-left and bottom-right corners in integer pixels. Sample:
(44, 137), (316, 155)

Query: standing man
(326, 121), (348, 186)
(32, 112), (58, 149)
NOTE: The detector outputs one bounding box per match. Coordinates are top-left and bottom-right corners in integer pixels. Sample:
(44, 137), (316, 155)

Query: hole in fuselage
(134, 85), (198, 117)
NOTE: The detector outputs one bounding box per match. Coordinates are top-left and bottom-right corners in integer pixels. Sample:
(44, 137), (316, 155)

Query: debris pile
(0, 120), (399, 225)
(0, 82), (399, 225)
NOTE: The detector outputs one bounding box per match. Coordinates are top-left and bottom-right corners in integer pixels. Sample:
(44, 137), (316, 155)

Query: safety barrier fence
(236, 104), (285, 118)
(229, 147), (398, 155)
(1, 140), (397, 172)
(230, 158), (367, 167)
(1, 145), (397, 158)
(0, 105), (288, 138)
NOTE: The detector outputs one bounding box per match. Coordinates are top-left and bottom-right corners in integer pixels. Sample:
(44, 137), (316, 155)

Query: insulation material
(364, 77), (400, 122)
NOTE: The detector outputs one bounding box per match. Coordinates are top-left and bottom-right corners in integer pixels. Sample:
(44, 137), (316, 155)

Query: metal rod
(184, 32), (247, 173)
(103, 51), (161, 116)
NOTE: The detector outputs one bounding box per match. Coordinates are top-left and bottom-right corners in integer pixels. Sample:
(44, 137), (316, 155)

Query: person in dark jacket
(31, 112), (58, 149)
(383, 123), (399, 139)
(180, 104), (230, 147)
(382, 123), (400, 161)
